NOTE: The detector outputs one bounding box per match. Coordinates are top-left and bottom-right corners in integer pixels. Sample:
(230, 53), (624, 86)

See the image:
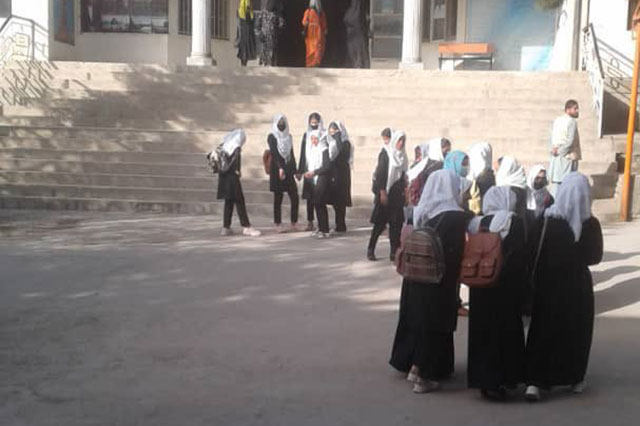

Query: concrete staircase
(0, 61), (621, 222)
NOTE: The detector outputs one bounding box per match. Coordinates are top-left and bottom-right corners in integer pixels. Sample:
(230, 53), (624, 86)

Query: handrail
(582, 23), (605, 138)
(0, 14), (49, 69)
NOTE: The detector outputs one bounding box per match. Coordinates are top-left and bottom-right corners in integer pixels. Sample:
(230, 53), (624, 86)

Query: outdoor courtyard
(1, 210), (639, 426)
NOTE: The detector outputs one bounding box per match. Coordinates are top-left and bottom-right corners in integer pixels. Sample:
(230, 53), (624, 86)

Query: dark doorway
(276, 0), (369, 68)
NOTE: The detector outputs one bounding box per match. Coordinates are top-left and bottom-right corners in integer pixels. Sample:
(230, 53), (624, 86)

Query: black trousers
(333, 204), (347, 232)
(273, 182), (299, 224)
(368, 219), (402, 256)
(306, 199), (315, 222)
(223, 195), (250, 228)
(315, 203), (329, 233)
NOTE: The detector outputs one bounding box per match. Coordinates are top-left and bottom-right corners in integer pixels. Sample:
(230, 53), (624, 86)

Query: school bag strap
(530, 217), (549, 285)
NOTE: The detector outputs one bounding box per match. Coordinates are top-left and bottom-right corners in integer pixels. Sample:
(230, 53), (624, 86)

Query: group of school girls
(371, 130), (603, 401)
(215, 113), (353, 237)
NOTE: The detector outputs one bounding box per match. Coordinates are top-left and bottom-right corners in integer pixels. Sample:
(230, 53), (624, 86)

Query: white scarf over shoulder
(407, 138), (444, 182)
(413, 169), (463, 229)
(468, 186), (516, 239)
(544, 172), (591, 242)
(306, 129), (327, 184)
(221, 128), (247, 155)
(468, 142), (492, 180)
(384, 130), (409, 192)
(271, 114), (293, 162)
(496, 156), (526, 189)
(526, 164), (551, 218)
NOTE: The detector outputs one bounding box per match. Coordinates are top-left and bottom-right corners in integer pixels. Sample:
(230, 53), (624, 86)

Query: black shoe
(481, 388), (507, 402)
(367, 250), (377, 261)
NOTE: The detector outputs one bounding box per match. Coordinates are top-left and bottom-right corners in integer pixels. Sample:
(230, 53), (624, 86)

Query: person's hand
(304, 171), (314, 179)
(380, 191), (388, 206)
(279, 168), (285, 180)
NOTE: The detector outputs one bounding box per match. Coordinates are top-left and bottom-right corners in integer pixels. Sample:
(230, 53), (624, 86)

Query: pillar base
(187, 55), (216, 66)
(399, 61), (424, 70)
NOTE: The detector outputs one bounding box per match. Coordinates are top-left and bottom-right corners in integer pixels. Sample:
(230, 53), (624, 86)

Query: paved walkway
(1, 211), (639, 426)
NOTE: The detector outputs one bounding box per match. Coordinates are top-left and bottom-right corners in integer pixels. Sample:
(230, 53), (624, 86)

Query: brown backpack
(460, 217), (504, 288)
(396, 222), (446, 284)
(262, 150), (272, 175)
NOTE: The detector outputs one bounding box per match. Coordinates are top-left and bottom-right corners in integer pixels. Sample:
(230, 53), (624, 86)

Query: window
(80, 0), (169, 34)
(178, 0), (229, 40)
(423, 0), (457, 42)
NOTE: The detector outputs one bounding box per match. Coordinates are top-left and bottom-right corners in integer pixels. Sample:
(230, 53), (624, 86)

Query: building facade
(0, 0), (637, 73)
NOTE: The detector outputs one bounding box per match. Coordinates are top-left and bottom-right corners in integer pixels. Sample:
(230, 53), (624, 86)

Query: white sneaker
(525, 385), (541, 402)
(316, 232), (330, 239)
(570, 381), (586, 394)
(407, 366), (419, 383)
(274, 223), (286, 233)
(412, 379), (439, 394)
(220, 227), (233, 236)
(310, 229), (320, 237)
(242, 227), (261, 237)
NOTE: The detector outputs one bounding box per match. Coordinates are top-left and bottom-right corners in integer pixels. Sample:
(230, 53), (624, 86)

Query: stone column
(400, 0), (424, 69)
(187, 0), (215, 66)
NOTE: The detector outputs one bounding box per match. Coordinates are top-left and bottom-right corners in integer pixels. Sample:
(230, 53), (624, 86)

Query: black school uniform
(268, 134), (299, 224)
(297, 133), (315, 222)
(217, 148), (250, 228)
(330, 134), (352, 232)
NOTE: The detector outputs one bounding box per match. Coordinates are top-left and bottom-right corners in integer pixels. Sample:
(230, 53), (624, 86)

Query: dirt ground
(1, 211), (639, 426)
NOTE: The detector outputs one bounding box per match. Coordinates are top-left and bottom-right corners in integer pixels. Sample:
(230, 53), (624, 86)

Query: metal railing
(0, 14), (48, 67)
(581, 23), (605, 138)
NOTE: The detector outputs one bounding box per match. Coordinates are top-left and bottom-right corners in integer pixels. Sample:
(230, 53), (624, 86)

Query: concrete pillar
(550, 0), (580, 71)
(187, 0), (215, 66)
(400, 0), (424, 69)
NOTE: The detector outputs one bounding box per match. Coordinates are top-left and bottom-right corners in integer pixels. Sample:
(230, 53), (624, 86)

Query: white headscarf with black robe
(496, 156), (526, 189)
(413, 169), (463, 229)
(271, 114), (293, 162)
(327, 121), (354, 167)
(306, 129), (327, 184)
(526, 164), (551, 218)
(468, 186), (517, 239)
(384, 130), (409, 193)
(220, 128), (247, 155)
(305, 113), (325, 168)
(544, 172), (591, 242)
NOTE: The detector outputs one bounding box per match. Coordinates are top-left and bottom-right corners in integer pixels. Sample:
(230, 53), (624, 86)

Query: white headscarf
(526, 164), (551, 218)
(305, 113), (325, 167)
(271, 114), (293, 162)
(221, 129), (246, 155)
(427, 138), (446, 162)
(327, 121), (354, 167)
(309, 0), (322, 12)
(496, 156), (526, 189)
(544, 172), (591, 242)
(468, 186), (516, 239)
(413, 169), (463, 229)
(384, 130), (409, 192)
(306, 130), (327, 184)
(407, 139), (445, 182)
(468, 142), (493, 180)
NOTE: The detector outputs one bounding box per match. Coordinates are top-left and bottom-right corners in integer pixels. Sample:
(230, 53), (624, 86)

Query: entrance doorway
(275, 0), (369, 68)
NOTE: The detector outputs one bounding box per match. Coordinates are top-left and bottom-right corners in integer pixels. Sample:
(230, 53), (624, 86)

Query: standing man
(549, 100), (582, 195)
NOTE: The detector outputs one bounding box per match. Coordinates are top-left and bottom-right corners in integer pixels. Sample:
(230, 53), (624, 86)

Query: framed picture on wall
(54, 0), (75, 45)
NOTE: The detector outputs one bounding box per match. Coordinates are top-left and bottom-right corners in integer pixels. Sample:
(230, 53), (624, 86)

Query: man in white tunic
(548, 100), (581, 195)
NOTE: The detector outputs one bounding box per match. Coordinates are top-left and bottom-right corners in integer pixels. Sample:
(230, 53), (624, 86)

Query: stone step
(0, 194), (373, 220)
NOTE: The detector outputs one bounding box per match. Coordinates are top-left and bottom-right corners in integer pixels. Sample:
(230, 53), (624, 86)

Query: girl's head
(441, 138), (452, 158)
(309, 112), (321, 130)
(328, 122), (339, 136)
(381, 127), (392, 145)
(396, 135), (406, 151)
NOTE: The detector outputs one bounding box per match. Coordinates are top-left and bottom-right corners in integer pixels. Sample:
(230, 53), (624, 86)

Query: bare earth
(1, 210), (639, 426)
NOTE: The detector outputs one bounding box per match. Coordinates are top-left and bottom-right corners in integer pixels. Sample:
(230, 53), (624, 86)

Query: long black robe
(330, 134), (352, 207)
(343, 0), (370, 68)
(297, 133), (313, 200)
(235, 8), (257, 66)
(370, 149), (405, 226)
(467, 216), (527, 390)
(267, 134), (297, 193)
(216, 148), (243, 201)
(390, 211), (467, 380)
(526, 216), (603, 388)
